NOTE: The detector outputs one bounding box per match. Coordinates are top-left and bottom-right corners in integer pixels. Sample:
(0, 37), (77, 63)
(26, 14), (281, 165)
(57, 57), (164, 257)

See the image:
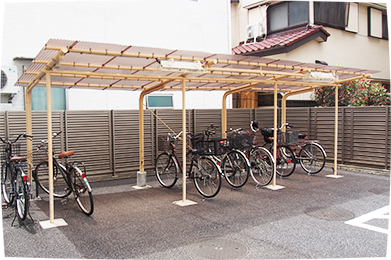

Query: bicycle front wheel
(15, 169), (29, 221)
(71, 166), (94, 216)
(34, 161), (71, 198)
(1, 163), (15, 205)
(155, 152), (179, 188)
(221, 150), (250, 188)
(193, 156), (221, 198)
(275, 145), (296, 177)
(299, 143), (326, 174)
(249, 147), (274, 186)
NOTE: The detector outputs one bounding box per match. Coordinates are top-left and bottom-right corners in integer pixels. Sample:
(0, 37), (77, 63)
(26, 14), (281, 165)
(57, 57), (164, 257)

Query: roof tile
(232, 25), (330, 55)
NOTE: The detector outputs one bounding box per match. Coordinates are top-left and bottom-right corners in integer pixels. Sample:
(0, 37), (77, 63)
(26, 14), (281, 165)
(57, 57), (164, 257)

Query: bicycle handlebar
(0, 133), (33, 144)
(168, 131), (183, 140)
(205, 124), (219, 136)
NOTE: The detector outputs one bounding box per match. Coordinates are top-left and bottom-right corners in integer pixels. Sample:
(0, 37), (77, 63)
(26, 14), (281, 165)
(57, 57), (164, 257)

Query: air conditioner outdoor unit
(245, 23), (265, 42)
(1, 66), (20, 94)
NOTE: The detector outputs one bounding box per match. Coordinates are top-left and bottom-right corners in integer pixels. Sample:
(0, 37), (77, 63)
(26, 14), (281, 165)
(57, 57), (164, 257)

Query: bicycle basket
(158, 135), (177, 151)
(226, 131), (254, 149)
(261, 128), (274, 143)
(193, 134), (226, 155)
(278, 131), (299, 145)
(1, 143), (21, 160)
(34, 143), (49, 164)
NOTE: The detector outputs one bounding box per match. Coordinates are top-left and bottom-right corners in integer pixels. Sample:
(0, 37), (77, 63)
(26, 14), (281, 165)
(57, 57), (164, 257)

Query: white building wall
(0, 0), (232, 111)
(231, 1), (390, 102)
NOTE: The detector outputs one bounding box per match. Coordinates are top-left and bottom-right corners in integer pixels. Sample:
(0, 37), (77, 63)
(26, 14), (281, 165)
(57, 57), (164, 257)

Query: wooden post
(334, 85), (338, 175)
(138, 79), (176, 185)
(182, 79), (187, 203)
(222, 84), (252, 136)
(25, 88), (33, 183)
(46, 72), (54, 223)
(272, 82), (278, 186)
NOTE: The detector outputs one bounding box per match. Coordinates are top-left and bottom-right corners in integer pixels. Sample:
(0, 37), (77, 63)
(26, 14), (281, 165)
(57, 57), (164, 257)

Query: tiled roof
(232, 25), (330, 55)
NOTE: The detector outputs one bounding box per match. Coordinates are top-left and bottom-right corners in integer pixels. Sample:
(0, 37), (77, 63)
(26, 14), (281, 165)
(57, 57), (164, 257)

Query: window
(267, 1), (309, 33)
(382, 14), (388, 39)
(146, 95), (173, 108)
(346, 2), (358, 33)
(368, 7), (383, 38)
(32, 87), (66, 110)
(314, 2), (346, 29)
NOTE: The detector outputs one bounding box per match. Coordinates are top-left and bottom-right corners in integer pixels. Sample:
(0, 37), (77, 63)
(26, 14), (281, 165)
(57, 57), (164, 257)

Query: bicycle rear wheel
(299, 143), (326, 174)
(15, 168), (29, 221)
(155, 152), (179, 188)
(221, 150), (250, 188)
(1, 163), (15, 205)
(249, 147), (274, 186)
(34, 161), (71, 198)
(273, 145), (296, 177)
(193, 156), (221, 198)
(70, 166), (94, 216)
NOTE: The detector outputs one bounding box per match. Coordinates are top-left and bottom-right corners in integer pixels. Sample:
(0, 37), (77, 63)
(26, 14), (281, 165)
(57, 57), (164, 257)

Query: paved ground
(1, 167), (390, 259)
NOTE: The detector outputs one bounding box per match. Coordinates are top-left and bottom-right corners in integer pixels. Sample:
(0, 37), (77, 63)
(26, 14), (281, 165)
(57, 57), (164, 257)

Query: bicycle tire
(1, 163), (15, 205)
(299, 143), (326, 174)
(249, 147), (274, 186)
(70, 166), (94, 216)
(34, 161), (72, 198)
(269, 145), (296, 177)
(15, 168), (29, 221)
(221, 150), (250, 188)
(155, 152), (179, 188)
(193, 156), (221, 198)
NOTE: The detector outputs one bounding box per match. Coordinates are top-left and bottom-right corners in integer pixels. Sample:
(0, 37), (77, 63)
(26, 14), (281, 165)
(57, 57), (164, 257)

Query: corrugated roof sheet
(17, 38), (378, 94)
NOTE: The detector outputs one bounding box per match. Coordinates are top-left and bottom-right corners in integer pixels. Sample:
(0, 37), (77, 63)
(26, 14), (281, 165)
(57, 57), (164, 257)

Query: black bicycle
(261, 124), (297, 177)
(33, 132), (94, 215)
(155, 131), (222, 198)
(1, 133), (33, 221)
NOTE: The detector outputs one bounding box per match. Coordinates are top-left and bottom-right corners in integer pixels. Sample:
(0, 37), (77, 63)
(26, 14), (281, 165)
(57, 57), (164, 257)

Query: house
(0, 0), (232, 111)
(230, 1), (389, 107)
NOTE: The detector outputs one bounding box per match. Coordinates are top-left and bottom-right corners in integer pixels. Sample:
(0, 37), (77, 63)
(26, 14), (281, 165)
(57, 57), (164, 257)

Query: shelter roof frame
(17, 39), (377, 220)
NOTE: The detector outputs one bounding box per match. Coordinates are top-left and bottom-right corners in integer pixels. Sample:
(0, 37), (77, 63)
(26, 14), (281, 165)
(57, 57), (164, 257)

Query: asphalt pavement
(1, 166), (390, 259)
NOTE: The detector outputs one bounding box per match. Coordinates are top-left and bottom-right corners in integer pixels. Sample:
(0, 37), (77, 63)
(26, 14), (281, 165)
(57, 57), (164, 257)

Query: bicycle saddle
(58, 150), (74, 159)
(10, 156), (27, 162)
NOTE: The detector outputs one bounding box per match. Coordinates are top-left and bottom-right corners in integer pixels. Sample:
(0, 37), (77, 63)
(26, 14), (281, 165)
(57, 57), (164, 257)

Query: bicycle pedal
(2, 203), (8, 209)
(60, 199), (68, 205)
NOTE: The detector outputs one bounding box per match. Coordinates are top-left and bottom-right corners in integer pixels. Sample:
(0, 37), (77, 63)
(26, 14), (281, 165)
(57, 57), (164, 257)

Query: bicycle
(33, 132), (94, 216)
(204, 124), (251, 189)
(233, 121), (275, 187)
(1, 133), (33, 222)
(289, 127), (327, 175)
(155, 131), (222, 198)
(260, 123), (297, 177)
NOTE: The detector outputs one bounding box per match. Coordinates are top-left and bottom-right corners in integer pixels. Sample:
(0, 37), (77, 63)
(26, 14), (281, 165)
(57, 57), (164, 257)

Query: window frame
(382, 14), (388, 40)
(146, 94), (174, 109)
(313, 1), (347, 30)
(267, 1), (309, 34)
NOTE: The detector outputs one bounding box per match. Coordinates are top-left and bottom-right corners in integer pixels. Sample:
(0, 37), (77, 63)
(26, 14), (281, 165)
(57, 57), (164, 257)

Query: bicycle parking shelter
(17, 39), (378, 223)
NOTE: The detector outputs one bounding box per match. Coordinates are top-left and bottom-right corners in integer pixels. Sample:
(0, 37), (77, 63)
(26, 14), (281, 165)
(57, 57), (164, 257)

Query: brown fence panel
(1, 106), (390, 178)
(193, 109), (222, 134)
(64, 111), (112, 177)
(347, 107), (389, 167)
(227, 109), (253, 130)
(112, 110), (145, 177)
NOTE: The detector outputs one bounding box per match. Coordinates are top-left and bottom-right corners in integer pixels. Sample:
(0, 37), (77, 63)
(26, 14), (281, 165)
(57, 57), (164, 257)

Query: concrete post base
(137, 171), (147, 187)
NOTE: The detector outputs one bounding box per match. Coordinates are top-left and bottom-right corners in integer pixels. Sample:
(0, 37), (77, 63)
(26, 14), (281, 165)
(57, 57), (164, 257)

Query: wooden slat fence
(1, 106), (389, 181)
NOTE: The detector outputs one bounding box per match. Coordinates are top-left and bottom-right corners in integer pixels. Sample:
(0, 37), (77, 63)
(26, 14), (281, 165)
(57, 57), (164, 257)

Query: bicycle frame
(54, 156), (92, 194)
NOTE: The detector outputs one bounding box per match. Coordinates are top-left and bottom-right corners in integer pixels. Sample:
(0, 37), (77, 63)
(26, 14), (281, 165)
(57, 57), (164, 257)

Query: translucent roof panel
(17, 39), (379, 93)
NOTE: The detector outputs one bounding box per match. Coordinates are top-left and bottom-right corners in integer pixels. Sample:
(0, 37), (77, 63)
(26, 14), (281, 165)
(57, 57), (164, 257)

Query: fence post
(341, 107), (345, 165)
(385, 106), (389, 170)
(110, 110), (115, 176)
